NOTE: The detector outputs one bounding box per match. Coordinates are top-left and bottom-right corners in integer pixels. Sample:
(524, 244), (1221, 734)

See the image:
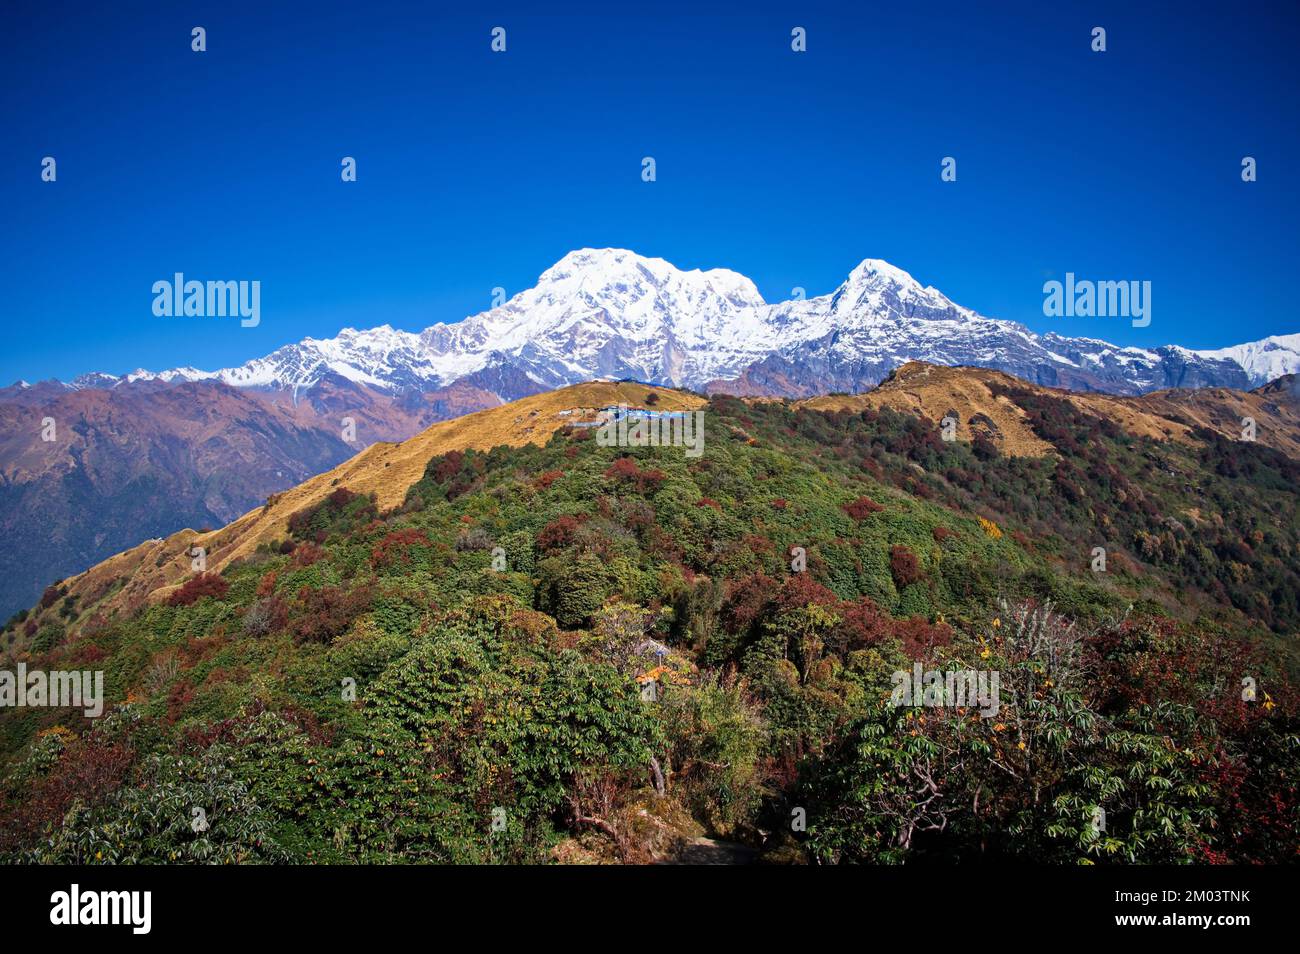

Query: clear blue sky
(2, 0), (1297, 383)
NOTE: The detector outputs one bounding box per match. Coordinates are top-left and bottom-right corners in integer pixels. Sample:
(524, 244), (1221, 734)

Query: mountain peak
(846, 257), (924, 288)
(537, 247), (764, 303)
(1194, 332), (1300, 387)
(69, 372), (121, 390)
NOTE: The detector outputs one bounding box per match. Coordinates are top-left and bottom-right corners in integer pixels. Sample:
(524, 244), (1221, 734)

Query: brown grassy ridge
(794, 362), (1056, 457)
(57, 381), (705, 628)
(792, 361), (1300, 460)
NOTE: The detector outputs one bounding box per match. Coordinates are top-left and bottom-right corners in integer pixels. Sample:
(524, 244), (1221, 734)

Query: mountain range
(30, 248), (1300, 400)
(4, 249), (1298, 620)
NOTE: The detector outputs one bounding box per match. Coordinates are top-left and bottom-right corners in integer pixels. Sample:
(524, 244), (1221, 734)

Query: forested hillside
(2, 379), (1296, 863)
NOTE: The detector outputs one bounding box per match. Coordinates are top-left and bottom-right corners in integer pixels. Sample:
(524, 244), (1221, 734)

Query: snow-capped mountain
(60, 249), (1300, 399)
(1191, 334), (1300, 388)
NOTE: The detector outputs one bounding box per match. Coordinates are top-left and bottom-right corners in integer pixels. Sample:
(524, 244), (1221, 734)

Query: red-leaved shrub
(604, 457), (666, 493)
(370, 528), (430, 568)
(290, 585), (373, 645)
(843, 496), (885, 519)
(166, 573), (230, 607)
(889, 545), (923, 588)
(534, 469), (564, 490)
(537, 514), (586, 554)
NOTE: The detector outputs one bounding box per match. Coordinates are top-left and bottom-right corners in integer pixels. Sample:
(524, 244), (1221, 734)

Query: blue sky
(2, 0), (1297, 383)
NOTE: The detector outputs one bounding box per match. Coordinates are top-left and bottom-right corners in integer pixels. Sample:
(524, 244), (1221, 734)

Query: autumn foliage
(842, 496), (885, 519)
(166, 573), (230, 607)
